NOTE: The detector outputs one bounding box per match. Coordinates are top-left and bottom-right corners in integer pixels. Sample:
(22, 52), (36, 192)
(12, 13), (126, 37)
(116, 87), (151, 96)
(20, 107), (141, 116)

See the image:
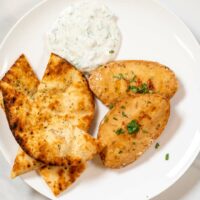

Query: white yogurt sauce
(47, 1), (121, 71)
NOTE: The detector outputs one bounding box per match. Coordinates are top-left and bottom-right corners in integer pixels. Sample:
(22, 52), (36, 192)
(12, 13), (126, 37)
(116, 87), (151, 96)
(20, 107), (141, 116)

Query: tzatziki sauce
(47, 1), (121, 71)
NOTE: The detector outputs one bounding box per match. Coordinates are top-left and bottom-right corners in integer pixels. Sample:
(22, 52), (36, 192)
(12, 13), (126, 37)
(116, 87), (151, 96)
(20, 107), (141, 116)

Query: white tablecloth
(0, 0), (200, 199)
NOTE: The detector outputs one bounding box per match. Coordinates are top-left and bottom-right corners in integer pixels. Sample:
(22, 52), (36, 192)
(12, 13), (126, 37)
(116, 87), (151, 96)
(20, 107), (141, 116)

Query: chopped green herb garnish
(130, 75), (137, 83)
(121, 105), (126, 109)
(113, 73), (125, 80)
(128, 83), (150, 94)
(155, 143), (160, 149)
(122, 111), (128, 118)
(165, 153), (169, 160)
(127, 120), (140, 134)
(133, 141), (136, 145)
(109, 50), (115, 54)
(138, 83), (149, 93)
(109, 103), (114, 109)
(128, 85), (138, 93)
(104, 116), (109, 123)
(113, 117), (118, 120)
(115, 128), (125, 135)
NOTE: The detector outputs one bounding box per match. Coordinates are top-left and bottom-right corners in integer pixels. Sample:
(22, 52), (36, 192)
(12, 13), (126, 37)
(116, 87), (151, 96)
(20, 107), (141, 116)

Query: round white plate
(0, 0), (200, 199)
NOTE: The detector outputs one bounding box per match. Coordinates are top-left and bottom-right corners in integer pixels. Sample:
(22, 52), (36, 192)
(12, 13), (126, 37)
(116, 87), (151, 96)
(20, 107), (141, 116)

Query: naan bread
(88, 60), (178, 106)
(98, 94), (170, 168)
(1, 54), (39, 98)
(1, 53), (98, 166)
(38, 163), (85, 196)
(11, 148), (43, 178)
(0, 54), (38, 110)
(0, 54), (42, 177)
(35, 53), (95, 131)
(1, 54), (96, 195)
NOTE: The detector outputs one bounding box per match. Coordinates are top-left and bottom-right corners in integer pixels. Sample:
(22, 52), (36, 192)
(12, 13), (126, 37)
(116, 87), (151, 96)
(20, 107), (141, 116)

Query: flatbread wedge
(0, 54), (42, 177)
(0, 54), (38, 110)
(11, 148), (43, 178)
(35, 53), (95, 131)
(98, 94), (170, 168)
(38, 163), (85, 196)
(1, 53), (98, 166)
(88, 60), (178, 106)
(1, 54), (39, 98)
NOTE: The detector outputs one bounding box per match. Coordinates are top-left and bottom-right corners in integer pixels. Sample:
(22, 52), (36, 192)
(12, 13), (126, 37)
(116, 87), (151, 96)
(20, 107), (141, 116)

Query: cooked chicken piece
(98, 94), (170, 168)
(88, 60), (178, 106)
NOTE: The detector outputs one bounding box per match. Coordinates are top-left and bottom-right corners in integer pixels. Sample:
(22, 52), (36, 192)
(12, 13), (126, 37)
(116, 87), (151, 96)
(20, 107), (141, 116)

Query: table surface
(0, 0), (200, 199)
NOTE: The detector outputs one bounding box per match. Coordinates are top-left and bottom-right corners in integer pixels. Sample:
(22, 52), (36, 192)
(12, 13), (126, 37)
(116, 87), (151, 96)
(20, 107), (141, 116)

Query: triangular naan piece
(1, 54), (38, 110)
(11, 148), (43, 178)
(1, 54), (39, 98)
(35, 53), (95, 131)
(38, 162), (86, 196)
(0, 55), (42, 177)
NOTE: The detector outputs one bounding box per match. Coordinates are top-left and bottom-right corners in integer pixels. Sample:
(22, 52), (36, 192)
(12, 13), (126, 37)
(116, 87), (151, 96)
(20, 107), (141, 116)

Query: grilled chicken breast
(98, 94), (170, 168)
(88, 60), (178, 106)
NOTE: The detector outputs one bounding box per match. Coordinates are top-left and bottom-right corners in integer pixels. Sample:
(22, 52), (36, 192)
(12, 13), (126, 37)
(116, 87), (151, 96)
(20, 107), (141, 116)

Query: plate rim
(0, 0), (200, 199)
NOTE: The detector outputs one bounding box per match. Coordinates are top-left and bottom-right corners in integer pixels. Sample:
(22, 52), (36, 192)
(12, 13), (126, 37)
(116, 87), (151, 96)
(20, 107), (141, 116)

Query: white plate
(0, 0), (200, 199)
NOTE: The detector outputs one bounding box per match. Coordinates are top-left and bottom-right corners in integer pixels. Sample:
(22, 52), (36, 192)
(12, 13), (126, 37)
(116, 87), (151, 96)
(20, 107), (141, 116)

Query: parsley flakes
(155, 143), (160, 149)
(122, 111), (128, 118)
(127, 120), (140, 134)
(108, 103), (114, 109)
(165, 153), (169, 160)
(128, 83), (150, 94)
(113, 73), (126, 80)
(115, 128), (125, 135)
